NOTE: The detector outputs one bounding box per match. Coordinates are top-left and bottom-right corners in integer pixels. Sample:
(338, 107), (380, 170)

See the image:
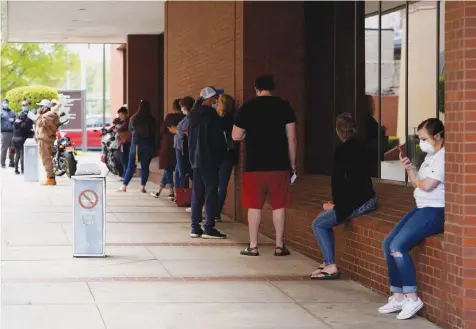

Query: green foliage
(6, 85), (59, 113)
(439, 76), (445, 113)
(1, 43), (80, 97)
(85, 60), (110, 93)
(387, 136), (400, 150)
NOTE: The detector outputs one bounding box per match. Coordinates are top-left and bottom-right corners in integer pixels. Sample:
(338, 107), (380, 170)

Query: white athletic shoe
(185, 207), (191, 213)
(378, 296), (405, 314)
(396, 297), (423, 320)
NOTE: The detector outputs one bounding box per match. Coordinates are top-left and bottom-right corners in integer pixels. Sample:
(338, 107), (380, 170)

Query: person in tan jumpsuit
(35, 99), (59, 186)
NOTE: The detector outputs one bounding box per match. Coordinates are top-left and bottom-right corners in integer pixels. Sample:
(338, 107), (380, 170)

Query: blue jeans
(123, 142), (154, 186)
(174, 148), (189, 188)
(191, 168), (219, 233)
(383, 207), (444, 294)
(216, 158), (234, 218)
(312, 197), (378, 265)
(160, 169), (174, 188)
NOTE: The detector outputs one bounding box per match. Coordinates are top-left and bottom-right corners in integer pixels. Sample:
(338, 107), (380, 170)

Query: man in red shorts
(232, 75), (297, 256)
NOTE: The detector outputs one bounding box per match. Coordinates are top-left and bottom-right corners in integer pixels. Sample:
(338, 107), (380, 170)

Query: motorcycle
(53, 119), (77, 178)
(100, 126), (123, 176)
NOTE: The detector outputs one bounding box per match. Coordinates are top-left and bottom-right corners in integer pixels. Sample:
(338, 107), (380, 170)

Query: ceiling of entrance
(4, 0), (164, 43)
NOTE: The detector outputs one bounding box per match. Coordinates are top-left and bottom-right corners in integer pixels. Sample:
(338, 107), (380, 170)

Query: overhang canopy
(2, 0), (164, 43)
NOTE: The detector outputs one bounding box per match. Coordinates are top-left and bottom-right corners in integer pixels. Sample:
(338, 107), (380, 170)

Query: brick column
(126, 34), (164, 125)
(445, 2), (476, 328)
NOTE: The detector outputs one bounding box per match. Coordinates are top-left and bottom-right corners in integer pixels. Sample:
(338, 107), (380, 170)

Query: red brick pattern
(444, 3), (476, 329)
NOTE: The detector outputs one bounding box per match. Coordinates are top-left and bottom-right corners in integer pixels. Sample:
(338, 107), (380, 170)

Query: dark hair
(18, 112), (28, 121)
(179, 96), (195, 110)
(336, 112), (357, 140)
(172, 98), (181, 112)
(130, 100), (156, 138)
(254, 75), (275, 92)
(117, 106), (128, 115)
(417, 118), (445, 139)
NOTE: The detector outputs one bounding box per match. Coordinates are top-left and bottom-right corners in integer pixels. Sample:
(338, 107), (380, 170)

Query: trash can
(23, 138), (39, 182)
(72, 165), (106, 258)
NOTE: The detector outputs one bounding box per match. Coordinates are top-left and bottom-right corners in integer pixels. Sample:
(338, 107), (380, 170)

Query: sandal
(310, 267), (325, 277)
(274, 245), (291, 256)
(311, 271), (341, 280)
(240, 246), (260, 256)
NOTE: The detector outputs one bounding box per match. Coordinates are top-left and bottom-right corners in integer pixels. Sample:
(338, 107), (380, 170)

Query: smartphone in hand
(290, 171), (297, 185)
(398, 145), (406, 157)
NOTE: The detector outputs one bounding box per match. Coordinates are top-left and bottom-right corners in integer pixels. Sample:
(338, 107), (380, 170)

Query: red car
(61, 116), (110, 149)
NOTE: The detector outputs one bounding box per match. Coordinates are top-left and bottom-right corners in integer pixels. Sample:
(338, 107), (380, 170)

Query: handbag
(175, 176), (192, 207)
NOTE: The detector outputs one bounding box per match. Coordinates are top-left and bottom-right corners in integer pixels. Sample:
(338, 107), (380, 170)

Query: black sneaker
(202, 229), (227, 239)
(215, 216), (222, 222)
(190, 228), (204, 238)
(8, 164), (14, 168)
(14, 170), (20, 175)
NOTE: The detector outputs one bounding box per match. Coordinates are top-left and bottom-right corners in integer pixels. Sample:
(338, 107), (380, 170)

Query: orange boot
(41, 177), (57, 186)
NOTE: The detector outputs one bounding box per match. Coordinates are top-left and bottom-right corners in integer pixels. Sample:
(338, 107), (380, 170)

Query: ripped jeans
(383, 207), (444, 294)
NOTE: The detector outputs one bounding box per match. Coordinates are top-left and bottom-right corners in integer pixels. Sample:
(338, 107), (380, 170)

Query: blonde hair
(335, 112), (357, 141)
(217, 94), (235, 117)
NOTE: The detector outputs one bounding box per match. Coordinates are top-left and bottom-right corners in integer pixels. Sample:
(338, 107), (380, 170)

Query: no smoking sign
(78, 190), (99, 209)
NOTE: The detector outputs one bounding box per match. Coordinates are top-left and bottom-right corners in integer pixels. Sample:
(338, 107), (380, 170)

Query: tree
(6, 85), (59, 113)
(0, 43), (80, 97)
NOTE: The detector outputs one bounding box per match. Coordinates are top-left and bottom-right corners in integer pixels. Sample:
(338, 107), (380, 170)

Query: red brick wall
(371, 95), (398, 137)
(110, 45), (125, 119)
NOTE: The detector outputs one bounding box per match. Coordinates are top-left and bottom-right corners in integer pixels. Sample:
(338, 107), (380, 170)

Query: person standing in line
(215, 94), (239, 221)
(188, 86), (227, 239)
(378, 118), (445, 320)
(310, 113), (377, 280)
(115, 106), (131, 180)
(35, 99), (60, 186)
(118, 100), (157, 193)
(12, 111), (34, 175)
(1, 98), (16, 168)
(232, 75), (296, 256)
(168, 96), (194, 189)
(150, 99), (184, 199)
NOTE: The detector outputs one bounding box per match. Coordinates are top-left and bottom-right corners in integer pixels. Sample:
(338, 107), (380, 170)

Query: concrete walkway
(1, 155), (440, 329)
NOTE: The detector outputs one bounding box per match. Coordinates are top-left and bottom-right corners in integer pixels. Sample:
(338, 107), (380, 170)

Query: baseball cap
(37, 99), (52, 108)
(51, 99), (58, 104)
(199, 86), (224, 100)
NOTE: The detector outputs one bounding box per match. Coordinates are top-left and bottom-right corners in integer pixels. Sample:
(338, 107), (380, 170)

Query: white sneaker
(185, 207), (191, 213)
(378, 296), (405, 314)
(396, 297), (423, 320)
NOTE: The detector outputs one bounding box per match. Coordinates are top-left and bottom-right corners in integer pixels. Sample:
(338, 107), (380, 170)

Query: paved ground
(0, 154), (440, 329)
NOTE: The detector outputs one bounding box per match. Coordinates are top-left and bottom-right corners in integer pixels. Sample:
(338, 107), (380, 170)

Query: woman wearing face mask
(151, 99), (185, 199)
(378, 118), (445, 320)
(168, 96), (194, 189)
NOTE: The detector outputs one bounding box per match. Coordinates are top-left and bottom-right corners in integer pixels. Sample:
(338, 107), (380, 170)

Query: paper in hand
(27, 111), (37, 121)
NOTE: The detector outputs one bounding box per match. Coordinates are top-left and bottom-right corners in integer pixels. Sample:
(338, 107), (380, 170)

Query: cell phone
(398, 145), (406, 157)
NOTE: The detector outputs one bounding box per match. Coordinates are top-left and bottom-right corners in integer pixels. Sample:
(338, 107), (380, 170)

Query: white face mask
(181, 107), (189, 115)
(211, 102), (218, 110)
(419, 140), (435, 154)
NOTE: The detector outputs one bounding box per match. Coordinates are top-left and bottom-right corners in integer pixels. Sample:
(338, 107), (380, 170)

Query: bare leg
(272, 208), (286, 248)
(248, 209), (261, 248)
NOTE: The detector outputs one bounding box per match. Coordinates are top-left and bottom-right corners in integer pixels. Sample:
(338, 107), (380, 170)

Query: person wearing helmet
(35, 99), (59, 186)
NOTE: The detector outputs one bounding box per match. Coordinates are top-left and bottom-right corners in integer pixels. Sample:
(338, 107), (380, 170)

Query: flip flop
(311, 271), (341, 280)
(310, 267), (325, 277)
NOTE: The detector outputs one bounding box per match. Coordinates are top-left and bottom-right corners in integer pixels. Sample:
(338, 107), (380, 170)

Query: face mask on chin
(181, 108), (189, 115)
(419, 140), (435, 154)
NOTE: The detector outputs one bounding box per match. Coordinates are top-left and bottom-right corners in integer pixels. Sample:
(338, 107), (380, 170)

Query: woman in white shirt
(378, 118), (445, 320)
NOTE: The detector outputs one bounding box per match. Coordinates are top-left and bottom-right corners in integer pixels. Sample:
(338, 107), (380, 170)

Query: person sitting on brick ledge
(378, 118), (445, 320)
(311, 113), (377, 280)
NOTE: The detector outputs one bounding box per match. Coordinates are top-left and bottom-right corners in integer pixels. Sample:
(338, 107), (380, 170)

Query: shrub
(5, 85), (59, 113)
(387, 136), (400, 150)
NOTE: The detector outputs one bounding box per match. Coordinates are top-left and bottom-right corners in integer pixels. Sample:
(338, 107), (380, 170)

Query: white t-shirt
(414, 147), (445, 208)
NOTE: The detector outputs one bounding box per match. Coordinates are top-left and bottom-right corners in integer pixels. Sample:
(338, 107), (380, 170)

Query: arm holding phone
(398, 145), (440, 191)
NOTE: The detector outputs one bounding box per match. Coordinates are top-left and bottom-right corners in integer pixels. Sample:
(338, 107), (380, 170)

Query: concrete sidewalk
(0, 155), (440, 329)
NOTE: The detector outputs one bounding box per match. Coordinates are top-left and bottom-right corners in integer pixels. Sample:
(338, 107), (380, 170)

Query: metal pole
(377, 1), (382, 180)
(102, 44), (106, 128)
(405, 2), (409, 185)
(436, 1), (441, 119)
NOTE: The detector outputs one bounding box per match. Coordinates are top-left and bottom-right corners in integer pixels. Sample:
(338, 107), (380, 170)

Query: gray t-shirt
(173, 116), (190, 151)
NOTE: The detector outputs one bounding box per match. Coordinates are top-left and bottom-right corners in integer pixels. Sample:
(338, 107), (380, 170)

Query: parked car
(61, 115), (111, 149)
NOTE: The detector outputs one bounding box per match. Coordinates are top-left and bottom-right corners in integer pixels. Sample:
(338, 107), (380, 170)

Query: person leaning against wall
(232, 75), (297, 257)
(378, 118), (445, 320)
(310, 113), (377, 280)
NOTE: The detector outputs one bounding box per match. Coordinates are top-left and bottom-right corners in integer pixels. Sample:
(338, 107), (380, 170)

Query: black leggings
(12, 139), (25, 172)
